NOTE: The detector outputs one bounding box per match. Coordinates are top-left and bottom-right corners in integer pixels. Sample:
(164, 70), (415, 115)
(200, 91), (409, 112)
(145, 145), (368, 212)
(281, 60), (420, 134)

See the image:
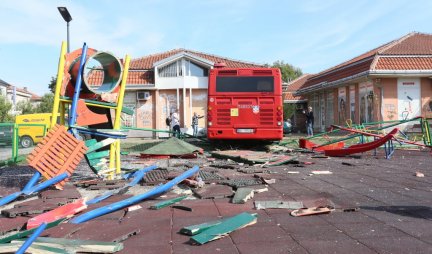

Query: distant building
(0, 78), (40, 115)
(123, 49), (263, 137)
(295, 32), (432, 132)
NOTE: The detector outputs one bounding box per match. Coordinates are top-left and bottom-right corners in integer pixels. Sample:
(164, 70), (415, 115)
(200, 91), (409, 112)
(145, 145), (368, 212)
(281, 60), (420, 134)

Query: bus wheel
(20, 136), (34, 148)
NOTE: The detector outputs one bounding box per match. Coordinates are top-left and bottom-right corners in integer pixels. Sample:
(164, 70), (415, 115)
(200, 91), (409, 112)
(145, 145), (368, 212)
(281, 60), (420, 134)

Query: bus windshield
(216, 76), (274, 93)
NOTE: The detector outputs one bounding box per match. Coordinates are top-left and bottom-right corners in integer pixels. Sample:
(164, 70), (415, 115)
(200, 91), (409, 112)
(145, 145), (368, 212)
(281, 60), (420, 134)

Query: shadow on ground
(361, 205), (432, 220)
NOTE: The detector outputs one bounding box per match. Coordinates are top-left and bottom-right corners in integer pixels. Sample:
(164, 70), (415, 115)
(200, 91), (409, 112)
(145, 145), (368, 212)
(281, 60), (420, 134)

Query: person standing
(192, 112), (204, 137)
(303, 106), (314, 136)
(170, 110), (181, 138)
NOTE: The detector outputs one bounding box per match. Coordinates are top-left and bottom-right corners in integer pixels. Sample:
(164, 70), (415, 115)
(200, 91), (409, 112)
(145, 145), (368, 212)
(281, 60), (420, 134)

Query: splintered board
(27, 125), (87, 189)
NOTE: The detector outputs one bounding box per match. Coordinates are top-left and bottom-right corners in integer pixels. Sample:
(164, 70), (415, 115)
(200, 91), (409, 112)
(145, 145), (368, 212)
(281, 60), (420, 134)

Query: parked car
(0, 125), (14, 146)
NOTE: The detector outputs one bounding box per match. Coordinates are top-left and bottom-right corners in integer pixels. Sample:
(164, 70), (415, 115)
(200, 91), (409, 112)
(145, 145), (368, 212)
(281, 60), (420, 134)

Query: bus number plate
(236, 129), (254, 133)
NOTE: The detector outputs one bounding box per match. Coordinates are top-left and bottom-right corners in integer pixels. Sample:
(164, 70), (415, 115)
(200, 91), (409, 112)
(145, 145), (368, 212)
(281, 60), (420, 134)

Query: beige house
(294, 32), (432, 132)
(122, 49), (262, 136)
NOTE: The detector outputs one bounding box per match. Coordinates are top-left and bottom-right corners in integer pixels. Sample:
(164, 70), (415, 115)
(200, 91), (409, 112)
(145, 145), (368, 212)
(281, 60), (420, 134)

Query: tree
(48, 76), (57, 93)
(35, 93), (54, 113)
(16, 100), (35, 114)
(283, 103), (296, 121)
(0, 95), (13, 122)
(270, 60), (303, 83)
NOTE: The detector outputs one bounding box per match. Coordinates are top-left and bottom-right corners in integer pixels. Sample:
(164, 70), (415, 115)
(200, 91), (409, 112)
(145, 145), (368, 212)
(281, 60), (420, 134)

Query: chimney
(23, 87), (27, 91)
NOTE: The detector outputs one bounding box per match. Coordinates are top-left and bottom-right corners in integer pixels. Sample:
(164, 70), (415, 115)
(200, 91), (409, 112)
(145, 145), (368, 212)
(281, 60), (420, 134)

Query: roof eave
(153, 52), (214, 68)
(295, 70), (370, 95)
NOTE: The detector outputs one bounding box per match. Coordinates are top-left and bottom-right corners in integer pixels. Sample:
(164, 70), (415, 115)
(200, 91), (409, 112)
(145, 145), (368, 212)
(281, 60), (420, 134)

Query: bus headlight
(208, 122), (212, 126)
(277, 122), (282, 126)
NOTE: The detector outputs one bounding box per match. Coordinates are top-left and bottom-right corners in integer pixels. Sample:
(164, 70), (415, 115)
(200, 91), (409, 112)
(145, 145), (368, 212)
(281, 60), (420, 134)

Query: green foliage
(0, 95), (13, 122)
(48, 76), (57, 93)
(283, 103), (296, 120)
(16, 100), (35, 114)
(270, 60), (303, 82)
(35, 93), (54, 113)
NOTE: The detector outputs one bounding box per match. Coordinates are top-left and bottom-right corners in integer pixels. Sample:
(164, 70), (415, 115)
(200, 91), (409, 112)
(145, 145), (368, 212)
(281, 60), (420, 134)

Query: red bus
(207, 68), (283, 140)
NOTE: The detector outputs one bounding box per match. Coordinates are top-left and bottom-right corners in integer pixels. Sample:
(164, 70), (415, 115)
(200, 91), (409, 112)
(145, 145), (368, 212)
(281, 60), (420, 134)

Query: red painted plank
(27, 198), (87, 230)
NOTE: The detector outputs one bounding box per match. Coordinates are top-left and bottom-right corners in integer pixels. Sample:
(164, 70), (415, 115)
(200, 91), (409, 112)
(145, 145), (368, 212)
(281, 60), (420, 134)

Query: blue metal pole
(15, 222), (47, 254)
(0, 192), (22, 207)
(22, 172), (42, 192)
(23, 173), (68, 195)
(71, 165), (199, 224)
(0, 173), (67, 207)
(68, 43), (88, 128)
(86, 165), (158, 205)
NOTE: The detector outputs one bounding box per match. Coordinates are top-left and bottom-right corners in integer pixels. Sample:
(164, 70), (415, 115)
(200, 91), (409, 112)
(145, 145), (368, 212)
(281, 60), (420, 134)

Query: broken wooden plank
(0, 219), (65, 243)
(12, 237), (123, 253)
(231, 188), (254, 204)
(0, 242), (69, 254)
(190, 212), (257, 245)
(149, 196), (188, 210)
(27, 199), (87, 230)
(254, 200), (304, 210)
(86, 150), (110, 160)
(86, 138), (116, 154)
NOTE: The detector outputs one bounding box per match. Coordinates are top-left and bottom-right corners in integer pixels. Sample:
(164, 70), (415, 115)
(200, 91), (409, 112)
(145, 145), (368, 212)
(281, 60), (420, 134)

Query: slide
(324, 128), (398, 157)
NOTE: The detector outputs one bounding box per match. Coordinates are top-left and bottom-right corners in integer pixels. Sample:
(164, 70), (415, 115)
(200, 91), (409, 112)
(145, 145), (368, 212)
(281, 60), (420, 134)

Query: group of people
(166, 110), (204, 138)
(167, 106), (315, 138)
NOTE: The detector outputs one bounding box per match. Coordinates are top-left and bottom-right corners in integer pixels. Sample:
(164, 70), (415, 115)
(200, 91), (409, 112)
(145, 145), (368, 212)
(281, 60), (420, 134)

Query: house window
(158, 61), (182, 77)
(185, 60), (208, 77)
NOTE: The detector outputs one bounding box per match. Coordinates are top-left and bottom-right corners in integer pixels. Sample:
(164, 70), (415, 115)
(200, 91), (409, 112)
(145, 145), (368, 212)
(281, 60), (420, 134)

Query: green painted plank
(180, 219), (224, 236)
(191, 212), (257, 245)
(0, 219), (65, 243)
(85, 139), (97, 147)
(150, 196), (188, 210)
(86, 150), (110, 160)
(86, 138), (116, 153)
(231, 188), (254, 204)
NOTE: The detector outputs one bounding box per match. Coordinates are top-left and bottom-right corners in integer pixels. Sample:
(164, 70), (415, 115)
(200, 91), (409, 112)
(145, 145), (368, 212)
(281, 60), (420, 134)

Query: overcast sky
(0, 0), (431, 95)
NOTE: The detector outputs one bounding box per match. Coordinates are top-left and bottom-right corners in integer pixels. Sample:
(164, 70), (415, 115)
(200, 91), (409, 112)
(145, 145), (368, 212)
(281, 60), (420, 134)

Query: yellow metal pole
(51, 41), (67, 128)
(109, 55), (131, 176)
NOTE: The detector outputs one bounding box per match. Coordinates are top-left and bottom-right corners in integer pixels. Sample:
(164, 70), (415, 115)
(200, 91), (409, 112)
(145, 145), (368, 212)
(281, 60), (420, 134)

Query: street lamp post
(57, 7), (72, 53)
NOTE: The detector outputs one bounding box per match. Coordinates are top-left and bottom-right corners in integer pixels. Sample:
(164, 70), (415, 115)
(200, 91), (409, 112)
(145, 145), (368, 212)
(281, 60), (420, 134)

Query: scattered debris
(220, 178), (263, 189)
(311, 155), (329, 159)
(254, 201), (304, 210)
(291, 207), (334, 217)
(415, 172), (425, 177)
(311, 171), (333, 175)
(232, 188), (254, 204)
(193, 184), (233, 199)
(190, 212), (257, 245)
(11, 237), (123, 253)
(140, 137), (203, 158)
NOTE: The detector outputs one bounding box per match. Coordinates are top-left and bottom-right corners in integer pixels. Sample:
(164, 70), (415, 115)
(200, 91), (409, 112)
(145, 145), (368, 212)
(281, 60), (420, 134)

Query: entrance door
(397, 78), (421, 120)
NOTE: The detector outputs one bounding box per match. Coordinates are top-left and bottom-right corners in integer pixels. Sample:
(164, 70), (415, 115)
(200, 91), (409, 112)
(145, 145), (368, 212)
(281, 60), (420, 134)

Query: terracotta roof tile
(375, 57), (432, 70)
(380, 33), (432, 55)
(285, 74), (312, 92)
(130, 49), (263, 69)
(299, 32), (432, 92)
(283, 92), (306, 101)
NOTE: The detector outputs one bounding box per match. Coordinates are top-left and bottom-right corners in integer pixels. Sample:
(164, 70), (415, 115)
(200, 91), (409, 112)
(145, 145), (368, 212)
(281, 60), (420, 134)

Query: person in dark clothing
(303, 106), (314, 136)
